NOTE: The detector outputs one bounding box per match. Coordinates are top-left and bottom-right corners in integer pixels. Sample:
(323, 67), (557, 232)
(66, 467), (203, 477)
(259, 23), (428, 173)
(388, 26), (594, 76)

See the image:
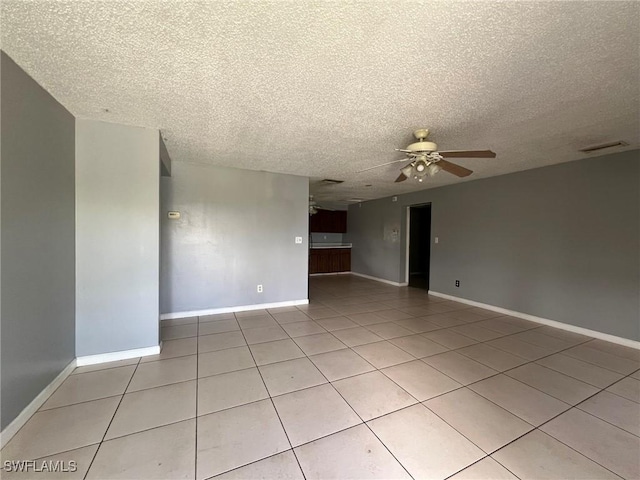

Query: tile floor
(2, 275), (639, 479)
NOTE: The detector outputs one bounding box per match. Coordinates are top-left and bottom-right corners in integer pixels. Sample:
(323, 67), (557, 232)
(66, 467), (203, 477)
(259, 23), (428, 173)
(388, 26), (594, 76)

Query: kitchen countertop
(310, 243), (352, 249)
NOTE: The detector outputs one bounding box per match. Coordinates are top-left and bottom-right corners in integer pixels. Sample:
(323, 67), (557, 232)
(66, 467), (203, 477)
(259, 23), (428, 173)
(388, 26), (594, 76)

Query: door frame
(405, 202), (432, 285)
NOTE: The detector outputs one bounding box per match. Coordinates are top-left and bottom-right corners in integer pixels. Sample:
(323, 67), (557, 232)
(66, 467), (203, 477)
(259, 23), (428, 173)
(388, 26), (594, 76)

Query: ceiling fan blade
(395, 173), (408, 183)
(357, 158), (407, 173)
(438, 159), (473, 177)
(438, 150), (496, 158)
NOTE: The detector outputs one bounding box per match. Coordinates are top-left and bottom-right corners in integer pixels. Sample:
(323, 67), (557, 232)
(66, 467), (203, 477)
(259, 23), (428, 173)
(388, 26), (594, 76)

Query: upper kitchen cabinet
(309, 209), (347, 233)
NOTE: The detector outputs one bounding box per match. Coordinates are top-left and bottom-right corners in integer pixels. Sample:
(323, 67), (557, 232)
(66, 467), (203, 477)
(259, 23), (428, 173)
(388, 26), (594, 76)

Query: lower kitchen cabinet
(309, 248), (351, 274)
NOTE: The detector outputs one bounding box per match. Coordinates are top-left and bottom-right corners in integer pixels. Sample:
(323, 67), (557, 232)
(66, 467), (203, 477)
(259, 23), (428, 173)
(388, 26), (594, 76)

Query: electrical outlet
(295, 236), (303, 244)
(455, 280), (460, 287)
(257, 284), (263, 293)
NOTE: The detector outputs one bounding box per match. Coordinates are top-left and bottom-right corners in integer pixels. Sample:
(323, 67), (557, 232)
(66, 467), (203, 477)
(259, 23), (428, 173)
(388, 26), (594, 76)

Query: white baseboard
(351, 271), (408, 287)
(160, 299), (309, 321)
(1, 359), (77, 449)
(309, 272), (352, 277)
(76, 344), (161, 366)
(428, 290), (640, 350)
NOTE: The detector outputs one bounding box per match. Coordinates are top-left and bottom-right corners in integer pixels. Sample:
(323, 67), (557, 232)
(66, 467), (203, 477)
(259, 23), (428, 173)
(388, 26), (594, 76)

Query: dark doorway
(408, 204), (431, 290)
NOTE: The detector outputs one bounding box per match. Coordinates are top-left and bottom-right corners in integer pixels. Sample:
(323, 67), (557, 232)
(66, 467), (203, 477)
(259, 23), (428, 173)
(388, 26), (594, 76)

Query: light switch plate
(295, 237), (303, 244)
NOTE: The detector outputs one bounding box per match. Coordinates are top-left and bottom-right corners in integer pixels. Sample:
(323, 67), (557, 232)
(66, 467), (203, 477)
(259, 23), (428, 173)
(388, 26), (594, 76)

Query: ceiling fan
(308, 195), (334, 215)
(360, 129), (496, 183)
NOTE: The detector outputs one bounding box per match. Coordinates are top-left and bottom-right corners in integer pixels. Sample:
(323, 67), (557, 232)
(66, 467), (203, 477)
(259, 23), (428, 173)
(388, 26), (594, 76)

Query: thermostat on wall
(167, 211), (181, 219)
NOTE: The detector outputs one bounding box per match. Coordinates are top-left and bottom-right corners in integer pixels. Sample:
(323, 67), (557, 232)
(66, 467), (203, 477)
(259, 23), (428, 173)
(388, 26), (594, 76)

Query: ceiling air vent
(321, 179), (344, 185)
(579, 141), (628, 154)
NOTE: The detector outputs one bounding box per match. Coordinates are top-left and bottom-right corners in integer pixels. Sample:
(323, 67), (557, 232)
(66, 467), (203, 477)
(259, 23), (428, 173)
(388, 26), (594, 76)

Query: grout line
(234, 315), (308, 480)
(82, 356), (142, 480)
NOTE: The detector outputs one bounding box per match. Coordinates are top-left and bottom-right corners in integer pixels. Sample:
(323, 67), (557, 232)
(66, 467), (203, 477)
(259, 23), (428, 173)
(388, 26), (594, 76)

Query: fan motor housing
(406, 141), (437, 152)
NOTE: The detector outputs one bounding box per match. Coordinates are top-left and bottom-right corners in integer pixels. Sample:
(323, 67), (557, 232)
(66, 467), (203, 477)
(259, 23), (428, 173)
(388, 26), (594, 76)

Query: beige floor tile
(398, 305), (434, 317)
(198, 331), (246, 353)
(272, 310), (312, 324)
(141, 337), (197, 363)
(268, 306), (300, 314)
(425, 388), (532, 453)
(235, 309), (269, 317)
(492, 430), (619, 480)
(198, 346), (255, 377)
(347, 312), (387, 326)
(304, 308), (342, 320)
(294, 424), (411, 480)
(1, 397), (120, 461)
(382, 360), (461, 401)
(197, 400), (290, 480)
(281, 321), (326, 338)
(236, 314), (278, 330)
(368, 404), (484, 479)
(562, 344), (640, 374)
(353, 341), (415, 369)
(469, 375), (570, 426)
(606, 376), (640, 402)
(505, 363), (599, 404)
(393, 318), (442, 333)
(457, 344), (528, 371)
(472, 318), (528, 335)
(249, 338), (305, 366)
(536, 327), (593, 345)
(72, 357), (138, 375)
(364, 322), (415, 339)
(536, 354), (623, 388)
(422, 329), (478, 349)
(293, 333), (346, 356)
(242, 325), (289, 345)
(127, 355), (196, 392)
(308, 348), (374, 381)
(259, 357), (327, 396)
(374, 309), (414, 321)
(313, 316), (357, 331)
(633, 370), (640, 380)
(198, 319), (240, 336)
(449, 457), (517, 480)
(87, 419), (195, 479)
(1, 444), (99, 480)
(390, 335), (448, 358)
(162, 323), (198, 340)
(273, 384), (361, 446)
(198, 367), (268, 416)
(213, 451), (304, 479)
(199, 312), (235, 322)
(446, 310), (490, 323)
(587, 339), (640, 362)
(451, 324), (505, 342)
(541, 408), (640, 480)
(105, 380), (196, 440)
(41, 366), (134, 410)
(331, 327), (383, 347)
(578, 390), (640, 436)
(333, 371), (417, 421)
(422, 351), (498, 385)
(427, 314), (469, 328)
(487, 336), (556, 360)
(511, 330), (576, 351)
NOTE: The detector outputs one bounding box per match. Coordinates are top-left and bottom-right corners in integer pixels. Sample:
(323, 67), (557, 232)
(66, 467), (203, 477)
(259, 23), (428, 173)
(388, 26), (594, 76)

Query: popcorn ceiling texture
(2, 1), (639, 204)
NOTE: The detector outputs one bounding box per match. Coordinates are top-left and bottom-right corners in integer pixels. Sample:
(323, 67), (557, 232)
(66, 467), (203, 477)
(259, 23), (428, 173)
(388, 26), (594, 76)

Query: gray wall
(76, 119), (160, 356)
(1, 52), (76, 429)
(161, 162), (308, 314)
(348, 151), (640, 341)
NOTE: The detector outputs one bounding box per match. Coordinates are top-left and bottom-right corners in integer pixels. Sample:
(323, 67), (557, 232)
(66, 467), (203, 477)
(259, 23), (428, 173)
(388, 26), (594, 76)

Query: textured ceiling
(2, 1), (639, 206)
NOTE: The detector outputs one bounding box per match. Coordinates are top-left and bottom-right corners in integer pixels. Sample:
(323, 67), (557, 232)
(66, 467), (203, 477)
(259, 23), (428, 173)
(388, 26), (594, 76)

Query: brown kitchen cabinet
(309, 248), (351, 274)
(309, 210), (347, 233)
